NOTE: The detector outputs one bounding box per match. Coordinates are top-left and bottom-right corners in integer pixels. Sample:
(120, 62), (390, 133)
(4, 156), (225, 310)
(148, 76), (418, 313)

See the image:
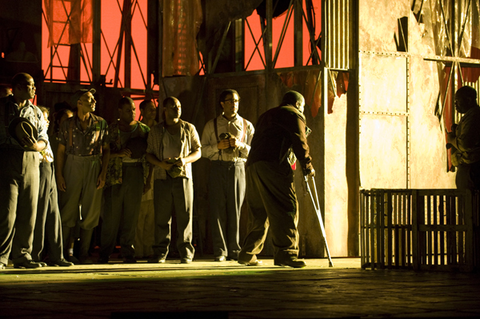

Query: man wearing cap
(98, 97), (152, 264)
(56, 88), (110, 264)
(0, 73), (48, 269)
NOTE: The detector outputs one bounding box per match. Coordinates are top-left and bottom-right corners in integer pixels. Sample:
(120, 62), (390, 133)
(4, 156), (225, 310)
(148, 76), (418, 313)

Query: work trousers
(456, 161), (480, 191)
(135, 190), (155, 258)
(59, 154), (102, 230)
(208, 160), (245, 258)
(239, 161), (299, 263)
(0, 149), (39, 265)
(100, 163), (144, 259)
(153, 175), (195, 260)
(32, 161), (64, 262)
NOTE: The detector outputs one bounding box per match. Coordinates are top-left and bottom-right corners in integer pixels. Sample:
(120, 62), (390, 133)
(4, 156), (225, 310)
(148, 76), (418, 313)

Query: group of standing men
(0, 71), (315, 269)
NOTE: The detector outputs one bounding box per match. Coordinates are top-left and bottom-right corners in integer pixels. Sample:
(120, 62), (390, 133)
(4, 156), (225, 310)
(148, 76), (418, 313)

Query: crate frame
(360, 189), (475, 272)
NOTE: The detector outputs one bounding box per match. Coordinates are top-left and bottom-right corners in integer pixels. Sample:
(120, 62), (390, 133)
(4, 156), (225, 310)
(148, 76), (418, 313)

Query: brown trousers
(239, 161), (299, 263)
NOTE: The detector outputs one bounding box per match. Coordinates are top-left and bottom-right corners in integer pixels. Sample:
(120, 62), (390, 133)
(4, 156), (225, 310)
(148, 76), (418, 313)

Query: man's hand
(57, 174), (67, 192)
(174, 157), (186, 167)
(229, 137), (243, 149)
(159, 158), (175, 171)
(21, 136), (43, 152)
(303, 167), (315, 177)
(97, 173), (106, 189)
(446, 132), (456, 147)
(217, 139), (231, 150)
(116, 148), (132, 158)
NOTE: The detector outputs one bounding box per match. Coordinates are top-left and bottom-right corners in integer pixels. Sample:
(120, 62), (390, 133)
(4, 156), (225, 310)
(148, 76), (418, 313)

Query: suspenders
(214, 116), (247, 159)
(214, 117), (247, 143)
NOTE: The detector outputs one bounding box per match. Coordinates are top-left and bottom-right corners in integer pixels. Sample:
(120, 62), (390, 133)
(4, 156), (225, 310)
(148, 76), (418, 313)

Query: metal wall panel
(359, 52), (408, 188)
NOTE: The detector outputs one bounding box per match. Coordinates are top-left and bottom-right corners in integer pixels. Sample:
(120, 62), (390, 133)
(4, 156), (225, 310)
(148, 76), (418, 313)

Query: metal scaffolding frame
(42, 0), (150, 94)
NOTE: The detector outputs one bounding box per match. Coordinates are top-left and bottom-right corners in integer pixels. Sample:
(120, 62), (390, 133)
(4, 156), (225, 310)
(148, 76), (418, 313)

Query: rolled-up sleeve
(201, 120), (218, 159)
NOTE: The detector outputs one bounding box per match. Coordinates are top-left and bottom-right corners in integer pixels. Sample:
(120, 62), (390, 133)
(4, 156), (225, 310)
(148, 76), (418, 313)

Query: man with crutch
(238, 91), (314, 268)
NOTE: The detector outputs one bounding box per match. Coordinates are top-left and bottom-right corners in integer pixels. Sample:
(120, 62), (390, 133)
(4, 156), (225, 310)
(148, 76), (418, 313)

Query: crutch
(304, 175), (334, 267)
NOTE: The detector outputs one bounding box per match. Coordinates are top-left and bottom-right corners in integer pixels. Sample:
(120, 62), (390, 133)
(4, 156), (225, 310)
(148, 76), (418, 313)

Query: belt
(212, 160), (245, 165)
(122, 162), (143, 167)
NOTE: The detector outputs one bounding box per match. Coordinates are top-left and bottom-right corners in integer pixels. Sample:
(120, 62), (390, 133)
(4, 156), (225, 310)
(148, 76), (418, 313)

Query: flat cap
(71, 88), (96, 108)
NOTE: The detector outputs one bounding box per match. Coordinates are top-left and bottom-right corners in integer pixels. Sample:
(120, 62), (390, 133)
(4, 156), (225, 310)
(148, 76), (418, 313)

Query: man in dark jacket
(447, 86), (480, 190)
(238, 90), (315, 268)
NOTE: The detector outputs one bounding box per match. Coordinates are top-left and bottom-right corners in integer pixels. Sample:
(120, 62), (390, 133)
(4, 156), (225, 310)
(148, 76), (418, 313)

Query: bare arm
(56, 143), (67, 192)
(143, 163), (154, 194)
(175, 149), (201, 167)
(97, 143), (110, 189)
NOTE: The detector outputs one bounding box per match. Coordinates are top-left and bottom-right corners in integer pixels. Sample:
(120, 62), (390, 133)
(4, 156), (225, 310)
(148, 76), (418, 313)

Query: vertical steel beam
(93, 0), (101, 83)
(147, 0), (158, 93)
(265, 0), (273, 71)
(344, 0), (360, 256)
(305, 0), (318, 65)
(124, 0), (132, 89)
(158, 0), (165, 97)
(235, 19), (244, 72)
(451, 0), (457, 126)
(294, 0), (303, 67)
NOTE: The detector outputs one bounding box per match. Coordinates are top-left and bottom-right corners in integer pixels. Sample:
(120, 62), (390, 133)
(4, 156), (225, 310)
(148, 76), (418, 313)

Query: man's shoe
(51, 259), (74, 267)
(67, 255), (79, 264)
(274, 258), (307, 268)
(214, 256), (226, 262)
(78, 256), (93, 264)
(181, 258), (192, 264)
(14, 260), (42, 269)
(0, 262), (6, 269)
(148, 255), (166, 263)
(238, 259), (262, 266)
(124, 257), (137, 264)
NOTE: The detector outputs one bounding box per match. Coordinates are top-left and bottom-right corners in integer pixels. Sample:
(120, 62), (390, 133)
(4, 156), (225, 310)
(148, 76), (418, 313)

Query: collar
(221, 113), (239, 122)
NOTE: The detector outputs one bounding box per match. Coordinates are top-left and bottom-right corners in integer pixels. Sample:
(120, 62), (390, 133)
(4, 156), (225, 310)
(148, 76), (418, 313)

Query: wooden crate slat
(360, 189), (476, 271)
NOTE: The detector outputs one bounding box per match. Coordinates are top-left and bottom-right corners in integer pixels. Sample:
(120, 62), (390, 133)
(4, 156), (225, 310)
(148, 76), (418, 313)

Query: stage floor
(1, 257), (479, 318)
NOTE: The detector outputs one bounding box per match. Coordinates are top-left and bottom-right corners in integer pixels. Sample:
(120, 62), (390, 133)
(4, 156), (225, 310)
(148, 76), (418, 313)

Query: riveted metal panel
(359, 51), (409, 189)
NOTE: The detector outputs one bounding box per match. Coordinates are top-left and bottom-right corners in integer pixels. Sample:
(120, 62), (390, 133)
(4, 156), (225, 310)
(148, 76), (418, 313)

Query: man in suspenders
(56, 89), (110, 264)
(201, 89), (255, 262)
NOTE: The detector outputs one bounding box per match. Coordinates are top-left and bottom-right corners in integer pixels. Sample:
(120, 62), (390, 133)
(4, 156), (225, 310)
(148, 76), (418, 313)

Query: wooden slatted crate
(361, 189), (475, 272)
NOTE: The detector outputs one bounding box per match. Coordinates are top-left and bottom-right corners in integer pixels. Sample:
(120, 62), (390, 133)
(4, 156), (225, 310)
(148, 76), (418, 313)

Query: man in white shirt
(201, 89), (254, 261)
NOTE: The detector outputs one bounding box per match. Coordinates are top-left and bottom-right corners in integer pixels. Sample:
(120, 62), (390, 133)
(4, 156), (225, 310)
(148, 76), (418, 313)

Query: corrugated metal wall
(323, 0), (351, 70)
